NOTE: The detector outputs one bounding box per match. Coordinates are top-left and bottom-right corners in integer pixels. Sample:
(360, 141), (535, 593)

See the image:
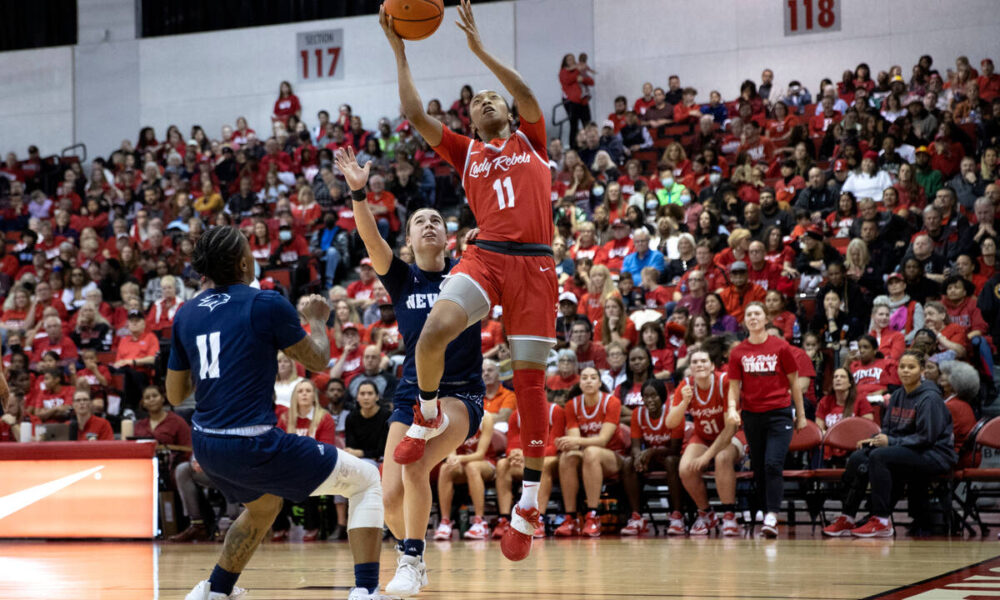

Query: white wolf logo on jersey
(198, 293), (231, 312)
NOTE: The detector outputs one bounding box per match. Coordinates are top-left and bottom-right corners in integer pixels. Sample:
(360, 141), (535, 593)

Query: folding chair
(811, 417), (881, 526)
(955, 417), (1000, 537)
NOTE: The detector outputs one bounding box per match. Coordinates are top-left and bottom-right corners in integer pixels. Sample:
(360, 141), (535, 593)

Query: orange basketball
(384, 0), (445, 41)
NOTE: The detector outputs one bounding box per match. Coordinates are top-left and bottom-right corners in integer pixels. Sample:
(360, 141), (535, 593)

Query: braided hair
(192, 225), (247, 285)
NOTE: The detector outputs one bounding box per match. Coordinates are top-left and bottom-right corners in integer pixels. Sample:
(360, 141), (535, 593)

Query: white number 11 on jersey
(196, 332), (221, 379)
(492, 176), (515, 210)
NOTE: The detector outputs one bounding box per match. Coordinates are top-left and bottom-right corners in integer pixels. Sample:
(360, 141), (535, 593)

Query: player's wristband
(351, 189), (366, 202)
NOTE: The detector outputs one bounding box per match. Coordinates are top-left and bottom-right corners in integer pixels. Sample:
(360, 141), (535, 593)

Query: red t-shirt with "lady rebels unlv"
(727, 335), (798, 413)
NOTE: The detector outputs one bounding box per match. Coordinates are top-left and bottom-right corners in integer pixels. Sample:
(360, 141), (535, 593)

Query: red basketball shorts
(450, 244), (557, 340)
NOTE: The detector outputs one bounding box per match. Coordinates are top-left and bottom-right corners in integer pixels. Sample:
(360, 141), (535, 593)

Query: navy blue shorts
(390, 384), (485, 440)
(192, 427), (338, 504)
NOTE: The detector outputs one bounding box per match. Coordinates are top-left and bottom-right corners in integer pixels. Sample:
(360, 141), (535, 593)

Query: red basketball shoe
(393, 400), (449, 464)
(581, 511), (601, 537)
(501, 505), (541, 561)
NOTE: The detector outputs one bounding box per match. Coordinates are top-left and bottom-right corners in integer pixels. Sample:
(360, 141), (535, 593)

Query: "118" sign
(784, 0), (840, 36)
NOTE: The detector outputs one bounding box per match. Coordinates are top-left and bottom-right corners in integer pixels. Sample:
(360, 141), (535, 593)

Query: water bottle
(792, 320), (801, 346)
(458, 505), (470, 536)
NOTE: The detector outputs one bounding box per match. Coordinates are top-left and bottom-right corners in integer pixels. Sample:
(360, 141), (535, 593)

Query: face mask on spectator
(679, 195), (691, 205)
(709, 173), (721, 185)
(279, 230), (292, 242)
(446, 221), (458, 233)
(661, 177), (674, 188)
(593, 185), (605, 197)
(646, 199), (659, 213)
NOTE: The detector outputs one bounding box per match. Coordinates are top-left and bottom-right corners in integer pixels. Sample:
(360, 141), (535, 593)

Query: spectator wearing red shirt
(248, 220), (278, 265)
(606, 96), (628, 132)
(672, 88), (702, 124)
(764, 290), (797, 342)
(146, 275), (183, 336)
(748, 242), (784, 292)
(719, 262), (767, 324)
(344, 116), (372, 151)
(329, 323), (365, 386)
(546, 350), (581, 391)
(559, 53), (594, 150)
(480, 312), (504, 357)
(74, 347), (113, 409)
(347, 258), (378, 309)
(569, 318), (608, 371)
(31, 281), (68, 322)
(929, 126), (965, 179)
(259, 138), (294, 179)
(726, 303), (806, 538)
(114, 310), (160, 412)
(848, 335), (900, 400)
(27, 369), (74, 423)
(737, 121), (775, 165)
(366, 174), (400, 240)
(595, 220), (634, 273)
(809, 96), (843, 137)
(71, 390), (113, 441)
(30, 316), (78, 369)
(272, 81), (301, 125)
(633, 82), (655, 116)
(939, 360), (980, 468)
(978, 58), (1000, 102)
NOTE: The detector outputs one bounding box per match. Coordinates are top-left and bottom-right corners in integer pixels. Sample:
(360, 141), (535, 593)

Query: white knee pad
(311, 450), (384, 529)
(438, 273), (491, 327)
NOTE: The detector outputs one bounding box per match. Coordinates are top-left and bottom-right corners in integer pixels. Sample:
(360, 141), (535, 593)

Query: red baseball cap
(863, 150), (879, 161)
(805, 225), (825, 240)
(342, 322), (359, 332)
(833, 159), (848, 171)
(360, 257), (373, 268)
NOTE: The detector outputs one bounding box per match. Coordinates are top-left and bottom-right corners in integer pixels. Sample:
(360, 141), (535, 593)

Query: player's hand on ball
(301, 294), (331, 323)
(378, 5), (405, 53)
(334, 147), (371, 192)
(455, 0), (484, 53)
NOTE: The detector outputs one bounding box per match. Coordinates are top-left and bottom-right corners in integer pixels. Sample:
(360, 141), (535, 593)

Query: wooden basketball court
(2, 532), (1000, 599)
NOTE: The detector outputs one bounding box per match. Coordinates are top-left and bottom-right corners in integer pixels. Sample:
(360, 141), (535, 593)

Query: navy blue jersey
(169, 284), (306, 430)
(379, 256), (483, 394)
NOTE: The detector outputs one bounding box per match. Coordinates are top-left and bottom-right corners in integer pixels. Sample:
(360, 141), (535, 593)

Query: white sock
(841, 515), (855, 525)
(419, 398), (438, 421)
(517, 481), (540, 511)
(875, 516), (890, 526)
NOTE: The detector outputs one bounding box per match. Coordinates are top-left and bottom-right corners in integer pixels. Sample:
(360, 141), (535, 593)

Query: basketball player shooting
(381, 0), (558, 562)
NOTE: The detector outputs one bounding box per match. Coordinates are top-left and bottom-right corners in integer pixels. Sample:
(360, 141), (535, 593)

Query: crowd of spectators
(1, 50), (1000, 540)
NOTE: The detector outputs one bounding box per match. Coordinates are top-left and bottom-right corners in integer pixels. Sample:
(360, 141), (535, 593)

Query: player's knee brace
(438, 273), (491, 328)
(313, 451), (384, 529)
(512, 368), (548, 459)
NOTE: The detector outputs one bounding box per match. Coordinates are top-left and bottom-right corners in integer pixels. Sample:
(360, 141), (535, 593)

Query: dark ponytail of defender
(192, 225), (247, 285)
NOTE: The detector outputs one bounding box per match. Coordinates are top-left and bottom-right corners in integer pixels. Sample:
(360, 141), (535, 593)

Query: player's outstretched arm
(380, 6), (444, 146)
(335, 148), (394, 275)
(282, 295), (333, 372)
(455, 0), (541, 123)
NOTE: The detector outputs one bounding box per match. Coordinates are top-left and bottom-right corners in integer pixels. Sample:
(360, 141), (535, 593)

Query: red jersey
(816, 394), (874, 431)
(650, 347), (676, 374)
(507, 403), (565, 457)
(570, 242), (600, 262)
(727, 335), (798, 412)
(871, 328), (905, 362)
(630, 405), (684, 448)
(347, 279), (375, 301)
(596, 238), (635, 272)
(849, 358), (899, 398)
(434, 118), (553, 245)
(277, 411), (337, 445)
(565, 392), (625, 452)
(28, 386), (74, 422)
(615, 381), (645, 409)
(673, 373), (728, 442)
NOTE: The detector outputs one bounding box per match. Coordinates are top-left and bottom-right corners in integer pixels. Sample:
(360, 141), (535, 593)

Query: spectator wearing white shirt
(842, 151), (894, 203)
